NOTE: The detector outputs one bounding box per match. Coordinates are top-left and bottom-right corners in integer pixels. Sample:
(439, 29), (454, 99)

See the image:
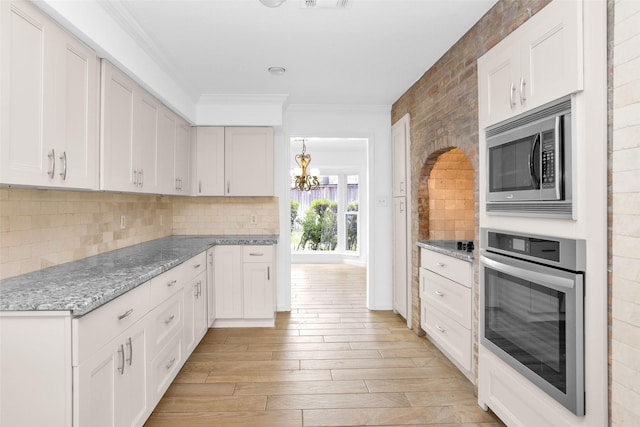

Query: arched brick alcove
(418, 148), (475, 241)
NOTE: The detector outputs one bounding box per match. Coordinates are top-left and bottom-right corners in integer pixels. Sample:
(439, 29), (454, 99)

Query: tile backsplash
(0, 188), (279, 280)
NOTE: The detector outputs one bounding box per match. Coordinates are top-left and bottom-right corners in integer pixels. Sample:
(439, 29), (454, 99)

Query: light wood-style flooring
(145, 263), (503, 427)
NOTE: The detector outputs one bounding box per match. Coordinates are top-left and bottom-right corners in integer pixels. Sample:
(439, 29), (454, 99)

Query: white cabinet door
(75, 319), (148, 427)
(214, 245), (243, 319)
(0, 0), (98, 189)
(0, 0), (47, 186)
(75, 344), (116, 427)
(100, 61), (136, 192)
(194, 127), (225, 196)
(174, 120), (190, 194)
(133, 90), (159, 193)
(224, 127), (274, 196)
(116, 321), (148, 427)
(183, 271), (207, 354)
(519, 0), (583, 110)
(392, 197), (407, 319)
(157, 106), (177, 194)
(242, 262), (274, 319)
(392, 120), (407, 198)
(478, 40), (519, 126)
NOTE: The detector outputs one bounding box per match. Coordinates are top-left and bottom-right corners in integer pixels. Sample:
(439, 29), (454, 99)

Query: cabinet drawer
(73, 282), (150, 365)
(422, 303), (471, 372)
(243, 245), (273, 263)
(148, 292), (183, 357)
(150, 264), (185, 307)
(420, 249), (472, 288)
(183, 252), (207, 281)
(422, 269), (471, 329)
(149, 333), (182, 403)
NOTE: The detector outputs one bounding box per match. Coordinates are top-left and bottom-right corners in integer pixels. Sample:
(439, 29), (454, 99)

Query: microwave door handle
(481, 254), (576, 292)
(555, 116), (563, 200)
(528, 133), (541, 189)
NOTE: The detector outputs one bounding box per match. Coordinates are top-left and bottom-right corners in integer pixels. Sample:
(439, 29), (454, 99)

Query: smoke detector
(302, 0), (351, 9)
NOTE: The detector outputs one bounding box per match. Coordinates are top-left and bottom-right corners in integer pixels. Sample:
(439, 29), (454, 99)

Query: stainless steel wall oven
(480, 228), (586, 416)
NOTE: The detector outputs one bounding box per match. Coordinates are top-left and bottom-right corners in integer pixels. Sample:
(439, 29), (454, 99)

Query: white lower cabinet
(74, 294), (149, 427)
(214, 245), (275, 327)
(183, 270), (207, 354)
(59, 280), (151, 427)
(419, 248), (473, 379)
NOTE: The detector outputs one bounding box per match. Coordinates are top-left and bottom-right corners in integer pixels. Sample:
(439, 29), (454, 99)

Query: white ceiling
(99, 0), (497, 107)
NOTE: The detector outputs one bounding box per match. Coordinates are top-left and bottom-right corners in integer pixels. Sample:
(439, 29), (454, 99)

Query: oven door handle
(481, 254), (576, 292)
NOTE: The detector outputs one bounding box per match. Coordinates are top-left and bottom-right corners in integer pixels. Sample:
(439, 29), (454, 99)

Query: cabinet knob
(509, 82), (516, 110)
(435, 324), (446, 333)
(434, 290), (444, 297)
(435, 262), (445, 267)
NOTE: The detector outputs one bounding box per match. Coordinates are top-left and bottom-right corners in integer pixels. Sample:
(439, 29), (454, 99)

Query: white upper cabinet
(133, 89), (160, 193)
(0, 0), (99, 189)
(478, 0), (583, 126)
(157, 106), (178, 194)
(100, 61), (136, 192)
(101, 60), (186, 195)
(193, 126), (274, 197)
(174, 120), (191, 194)
(193, 127), (225, 196)
(224, 127), (274, 196)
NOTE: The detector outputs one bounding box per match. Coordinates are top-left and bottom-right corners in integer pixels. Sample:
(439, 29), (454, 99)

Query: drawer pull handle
(167, 279), (177, 287)
(435, 324), (446, 333)
(165, 314), (175, 324)
(435, 262), (445, 267)
(118, 308), (134, 320)
(117, 344), (125, 375)
(194, 264), (201, 269)
(249, 252), (264, 256)
(165, 357), (177, 370)
(434, 290), (444, 297)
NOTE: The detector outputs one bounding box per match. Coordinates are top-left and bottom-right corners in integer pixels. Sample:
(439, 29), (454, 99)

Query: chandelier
(293, 139), (320, 191)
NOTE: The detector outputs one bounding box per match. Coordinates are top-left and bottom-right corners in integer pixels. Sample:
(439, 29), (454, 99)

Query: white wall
(611, 1), (640, 425)
(279, 105), (393, 311)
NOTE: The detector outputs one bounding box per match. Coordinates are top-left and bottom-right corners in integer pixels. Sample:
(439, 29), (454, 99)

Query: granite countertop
(416, 240), (474, 263)
(0, 235), (278, 316)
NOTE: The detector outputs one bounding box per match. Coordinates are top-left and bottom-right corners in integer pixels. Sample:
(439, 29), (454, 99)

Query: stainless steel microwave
(486, 98), (572, 218)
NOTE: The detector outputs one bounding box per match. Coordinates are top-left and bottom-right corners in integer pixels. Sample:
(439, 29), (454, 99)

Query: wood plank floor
(145, 264), (504, 427)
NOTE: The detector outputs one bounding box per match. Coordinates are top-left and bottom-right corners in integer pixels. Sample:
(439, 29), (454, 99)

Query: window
(291, 174), (359, 254)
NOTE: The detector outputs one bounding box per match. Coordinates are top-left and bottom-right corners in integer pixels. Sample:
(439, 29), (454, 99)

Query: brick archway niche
(418, 147), (475, 242)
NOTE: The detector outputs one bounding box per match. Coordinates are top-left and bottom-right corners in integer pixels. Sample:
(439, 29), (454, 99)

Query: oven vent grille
(486, 202), (573, 219)
(486, 97), (571, 138)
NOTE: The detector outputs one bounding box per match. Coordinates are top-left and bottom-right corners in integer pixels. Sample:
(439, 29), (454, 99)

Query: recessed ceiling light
(259, 0), (286, 7)
(268, 66), (287, 75)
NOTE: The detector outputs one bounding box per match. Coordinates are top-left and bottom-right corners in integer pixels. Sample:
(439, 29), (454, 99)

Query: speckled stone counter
(0, 235), (278, 315)
(417, 240), (474, 263)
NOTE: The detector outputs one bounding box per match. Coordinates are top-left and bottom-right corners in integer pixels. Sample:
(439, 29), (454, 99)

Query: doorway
(289, 138), (367, 266)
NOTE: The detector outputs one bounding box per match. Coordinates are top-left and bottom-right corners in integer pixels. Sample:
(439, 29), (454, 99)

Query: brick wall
(611, 0), (640, 424)
(0, 188), (279, 280)
(390, 0), (552, 374)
